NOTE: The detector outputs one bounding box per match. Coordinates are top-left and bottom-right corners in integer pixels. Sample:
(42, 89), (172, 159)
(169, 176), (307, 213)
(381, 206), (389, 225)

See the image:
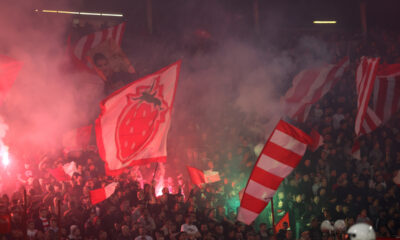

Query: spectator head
(69, 225), (80, 237)
(93, 53), (112, 77)
(39, 207), (48, 218)
(98, 230), (107, 240)
(176, 231), (189, 240)
(122, 225), (131, 236)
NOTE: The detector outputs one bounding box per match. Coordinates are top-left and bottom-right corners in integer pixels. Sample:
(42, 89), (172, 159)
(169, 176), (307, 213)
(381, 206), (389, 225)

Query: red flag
(0, 55), (22, 104)
(69, 23), (126, 72)
(62, 125), (92, 152)
(187, 166), (220, 187)
(90, 182), (118, 205)
(393, 170), (400, 187)
(49, 161), (78, 181)
(96, 61), (181, 175)
(351, 141), (361, 160)
(283, 57), (349, 122)
(275, 212), (290, 232)
(355, 57), (380, 135)
(310, 129), (323, 152)
(237, 120), (311, 225)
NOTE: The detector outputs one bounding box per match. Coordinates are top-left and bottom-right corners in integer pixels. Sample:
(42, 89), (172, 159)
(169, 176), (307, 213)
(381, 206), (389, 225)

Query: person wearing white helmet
(347, 223), (376, 240)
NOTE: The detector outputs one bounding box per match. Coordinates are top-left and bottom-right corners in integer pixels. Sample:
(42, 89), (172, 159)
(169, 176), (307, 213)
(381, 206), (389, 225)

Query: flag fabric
(372, 63), (400, 123)
(86, 39), (136, 81)
(283, 57), (349, 122)
(187, 166), (221, 187)
(237, 120), (311, 225)
(359, 63), (400, 134)
(90, 182), (118, 205)
(0, 55), (22, 104)
(96, 61), (181, 175)
(393, 170), (400, 187)
(275, 212), (290, 233)
(62, 125), (92, 152)
(351, 141), (361, 160)
(204, 170), (221, 183)
(310, 129), (323, 152)
(360, 107), (382, 135)
(355, 57), (380, 135)
(49, 161), (78, 181)
(238, 188), (245, 201)
(69, 23), (126, 72)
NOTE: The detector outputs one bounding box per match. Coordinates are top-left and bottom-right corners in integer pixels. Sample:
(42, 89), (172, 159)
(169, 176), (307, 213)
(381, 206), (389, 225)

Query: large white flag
(96, 61), (181, 175)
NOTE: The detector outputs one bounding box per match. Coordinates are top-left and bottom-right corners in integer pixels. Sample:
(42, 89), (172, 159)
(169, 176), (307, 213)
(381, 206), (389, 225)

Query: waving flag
(373, 63), (400, 122)
(237, 120), (311, 225)
(283, 57), (349, 122)
(310, 129), (323, 152)
(96, 61), (181, 175)
(69, 23), (126, 72)
(355, 57), (380, 135)
(187, 166), (220, 187)
(49, 161), (78, 181)
(275, 212), (290, 233)
(90, 182), (118, 205)
(359, 63), (400, 134)
(360, 107), (382, 135)
(0, 55), (22, 104)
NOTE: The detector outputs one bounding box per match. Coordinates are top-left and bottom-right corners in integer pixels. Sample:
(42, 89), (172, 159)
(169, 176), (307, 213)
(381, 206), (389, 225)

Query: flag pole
(57, 199), (61, 239)
(23, 188), (27, 240)
(152, 163), (159, 184)
(270, 197), (276, 235)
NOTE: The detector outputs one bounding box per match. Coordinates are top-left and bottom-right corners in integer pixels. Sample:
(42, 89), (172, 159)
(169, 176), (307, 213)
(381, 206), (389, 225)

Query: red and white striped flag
(187, 166), (220, 187)
(283, 57), (349, 122)
(372, 64), (400, 123)
(360, 107), (382, 135)
(69, 23), (126, 72)
(237, 120), (311, 225)
(359, 63), (400, 134)
(310, 129), (323, 152)
(96, 61), (181, 175)
(351, 141), (361, 160)
(355, 57), (380, 135)
(49, 161), (78, 181)
(90, 182), (118, 205)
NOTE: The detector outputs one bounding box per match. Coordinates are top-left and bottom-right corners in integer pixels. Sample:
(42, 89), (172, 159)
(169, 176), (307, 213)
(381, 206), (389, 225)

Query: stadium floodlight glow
(34, 9), (124, 17)
(313, 20), (337, 24)
(80, 12), (101, 16)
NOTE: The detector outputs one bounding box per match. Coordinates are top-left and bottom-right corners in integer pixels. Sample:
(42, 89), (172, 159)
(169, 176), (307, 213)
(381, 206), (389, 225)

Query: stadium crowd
(0, 22), (400, 240)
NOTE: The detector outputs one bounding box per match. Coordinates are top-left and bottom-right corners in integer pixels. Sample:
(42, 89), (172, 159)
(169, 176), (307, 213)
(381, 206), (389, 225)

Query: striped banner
(355, 57), (380, 135)
(237, 120), (311, 225)
(283, 57), (349, 122)
(69, 22), (126, 72)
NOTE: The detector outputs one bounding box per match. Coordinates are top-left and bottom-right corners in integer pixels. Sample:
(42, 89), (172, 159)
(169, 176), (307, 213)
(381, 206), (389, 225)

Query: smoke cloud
(0, 0), (103, 159)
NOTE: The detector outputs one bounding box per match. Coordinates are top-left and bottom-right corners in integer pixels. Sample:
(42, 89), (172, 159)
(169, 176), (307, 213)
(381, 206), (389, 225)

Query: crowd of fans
(0, 18), (400, 240)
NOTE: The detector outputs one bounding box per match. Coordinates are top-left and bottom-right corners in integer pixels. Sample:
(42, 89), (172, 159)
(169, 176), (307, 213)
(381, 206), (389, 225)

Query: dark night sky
(35, 0), (400, 32)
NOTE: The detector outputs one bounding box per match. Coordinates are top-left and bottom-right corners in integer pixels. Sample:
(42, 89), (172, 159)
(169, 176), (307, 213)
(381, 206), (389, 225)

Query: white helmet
(347, 223), (376, 240)
(320, 220), (334, 232)
(334, 219), (346, 232)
